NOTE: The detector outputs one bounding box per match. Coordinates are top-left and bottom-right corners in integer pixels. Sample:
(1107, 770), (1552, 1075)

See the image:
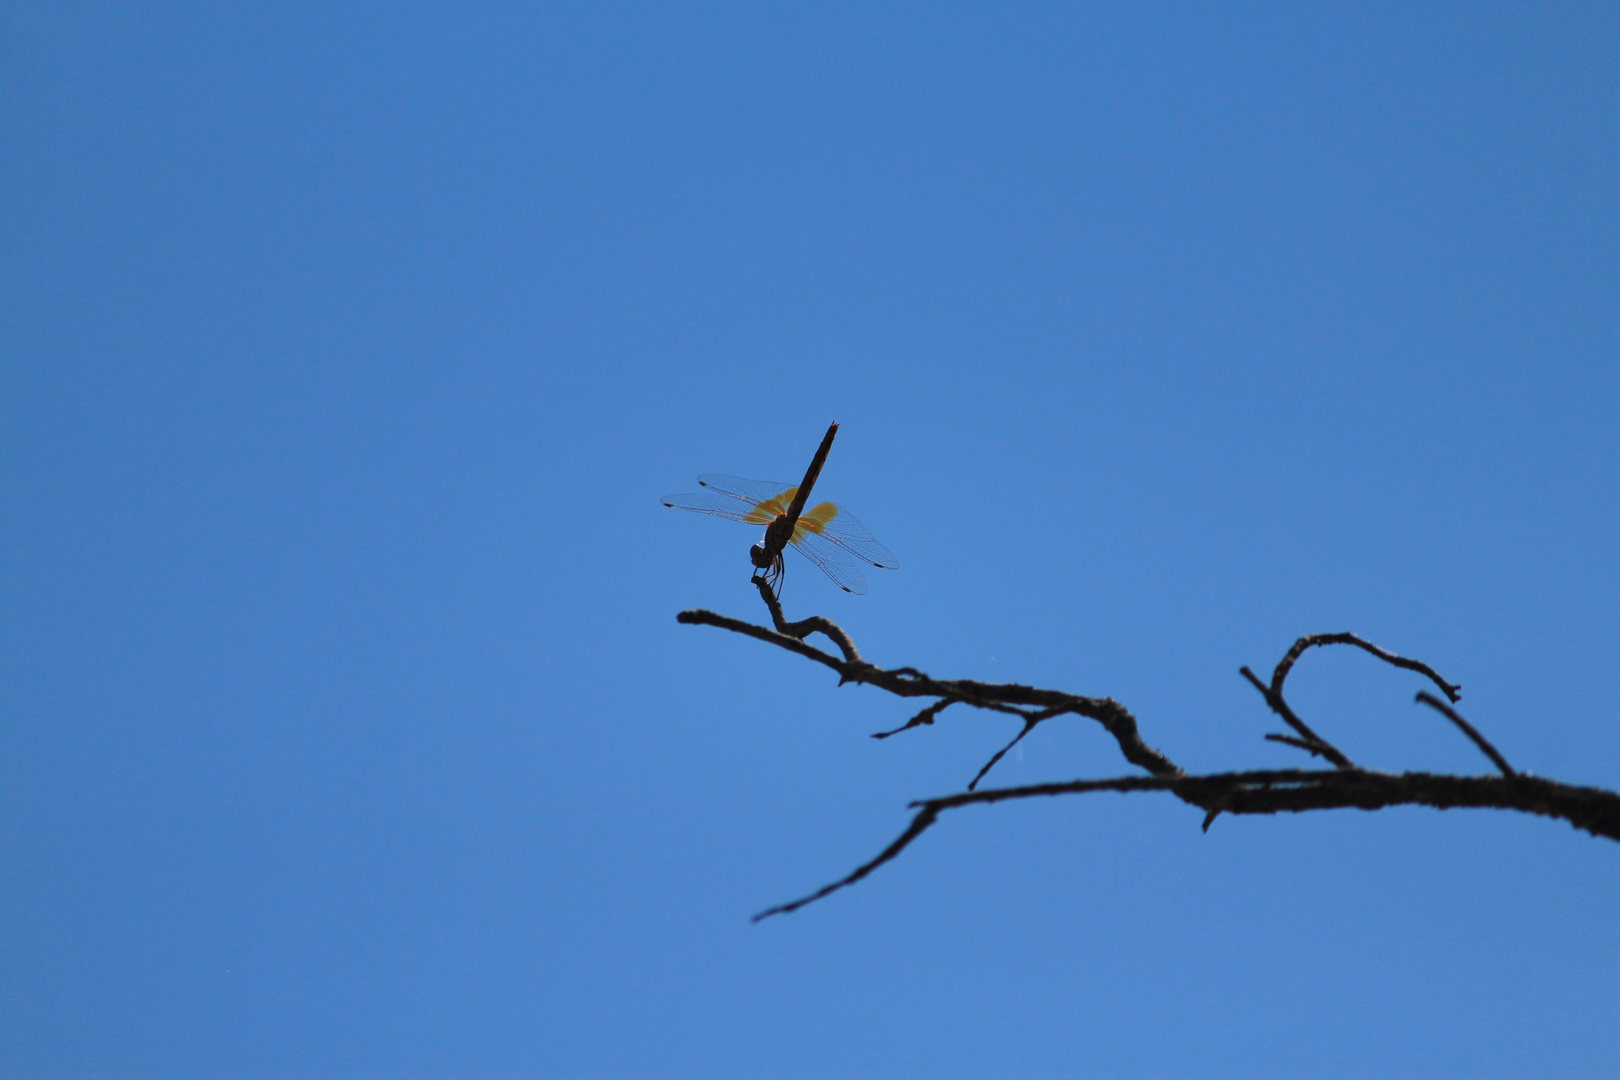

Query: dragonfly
(662, 423), (897, 595)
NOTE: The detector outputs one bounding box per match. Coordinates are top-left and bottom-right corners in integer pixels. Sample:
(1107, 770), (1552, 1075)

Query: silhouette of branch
(679, 608), (850, 677)
(750, 575), (862, 662)
(678, 608), (1182, 778)
(1239, 666), (1356, 769)
(752, 768), (1620, 920)
(966, 710), (1058, 791)
(1265, 733), (1324, 754)
(872, 699), (954, 740)
(1415, 692), (1515, 777)
(1272, 632), (1461, 702)
(677, 608), (1615, 919)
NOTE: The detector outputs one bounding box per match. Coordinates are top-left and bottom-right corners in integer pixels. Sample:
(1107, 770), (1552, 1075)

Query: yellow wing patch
(743, 487), (797, 524)
(792, 501), (839, 538)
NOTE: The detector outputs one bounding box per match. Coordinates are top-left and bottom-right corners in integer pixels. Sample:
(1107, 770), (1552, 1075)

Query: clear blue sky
(3, 4), (1616, 1077)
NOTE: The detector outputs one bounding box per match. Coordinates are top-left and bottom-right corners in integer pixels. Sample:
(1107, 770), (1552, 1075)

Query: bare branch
(679, 610), (1183, 777)
(1415, 692), (1515, 777)
(678, 609), (1615, 923)
(1272, 632), (1461, 702)
(754, 769), (1620, 919)
(678, 608), (850, 678)
(1239, 666), (1357, 769)
(750, 575), (863, 662)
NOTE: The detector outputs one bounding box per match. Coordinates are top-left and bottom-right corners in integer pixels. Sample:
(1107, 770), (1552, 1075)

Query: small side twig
(1415, 692), (1515, 777)
(753, 802), (947, 921)
(966, 709), (1059, 790)
(1265, 732), (1331, 756)
(1240, 666), (1356, 770)
(872, 699), (955, 740)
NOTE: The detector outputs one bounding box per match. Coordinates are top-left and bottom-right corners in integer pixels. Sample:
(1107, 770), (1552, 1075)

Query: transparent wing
(794, 501), (898, 569)
(789, 529), (869, 595)
(661, 489), (762, 524)
(696, 475), (798, 510)
(664, 474), (797, 523)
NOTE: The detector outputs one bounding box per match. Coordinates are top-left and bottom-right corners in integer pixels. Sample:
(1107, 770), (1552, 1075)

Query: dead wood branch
(677, 589), (1615, 920)
(752, 769), (1620, 920)
(679, 607), (1179, 780)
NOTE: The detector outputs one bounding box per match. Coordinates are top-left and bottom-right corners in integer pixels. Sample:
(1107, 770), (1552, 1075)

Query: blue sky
(2, 3), (1616, 1077)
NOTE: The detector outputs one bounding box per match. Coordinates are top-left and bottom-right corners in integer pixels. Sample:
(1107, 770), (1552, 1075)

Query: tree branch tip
(1413, 691), (1516, 777)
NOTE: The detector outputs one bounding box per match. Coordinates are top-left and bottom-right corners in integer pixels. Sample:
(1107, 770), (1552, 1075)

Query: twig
(872, 699), (954, 740)
(1273, 633), (1461, 702)
(753, 803), (946, 921)
(1415, 692), (1515, 777)
(966, 709), (1059, 791)
(1239, 666), (1356, 770)
(1265, 732), (1334, 757)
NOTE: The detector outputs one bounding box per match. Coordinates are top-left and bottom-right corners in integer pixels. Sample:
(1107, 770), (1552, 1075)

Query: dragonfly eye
(749, 542), (773, 570)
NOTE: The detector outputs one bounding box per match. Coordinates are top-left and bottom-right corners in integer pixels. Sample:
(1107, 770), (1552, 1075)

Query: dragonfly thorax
(752, 513), (796, 572)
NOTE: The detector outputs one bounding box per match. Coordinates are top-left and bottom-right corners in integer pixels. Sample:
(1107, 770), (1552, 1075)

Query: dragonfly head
(751, 513), (793, 588)
(750, 539), (786, 593)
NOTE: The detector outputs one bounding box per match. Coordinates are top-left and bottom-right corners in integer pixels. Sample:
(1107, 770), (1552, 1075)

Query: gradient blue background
(3, 4), (1617, 1077)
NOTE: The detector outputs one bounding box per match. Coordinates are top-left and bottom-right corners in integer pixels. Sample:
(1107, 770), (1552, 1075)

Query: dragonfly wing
(697, 475), (798, 508)
(796, 502), (898, 569)
(661, 489), (762, 523)
(789, 529), (870, 595)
